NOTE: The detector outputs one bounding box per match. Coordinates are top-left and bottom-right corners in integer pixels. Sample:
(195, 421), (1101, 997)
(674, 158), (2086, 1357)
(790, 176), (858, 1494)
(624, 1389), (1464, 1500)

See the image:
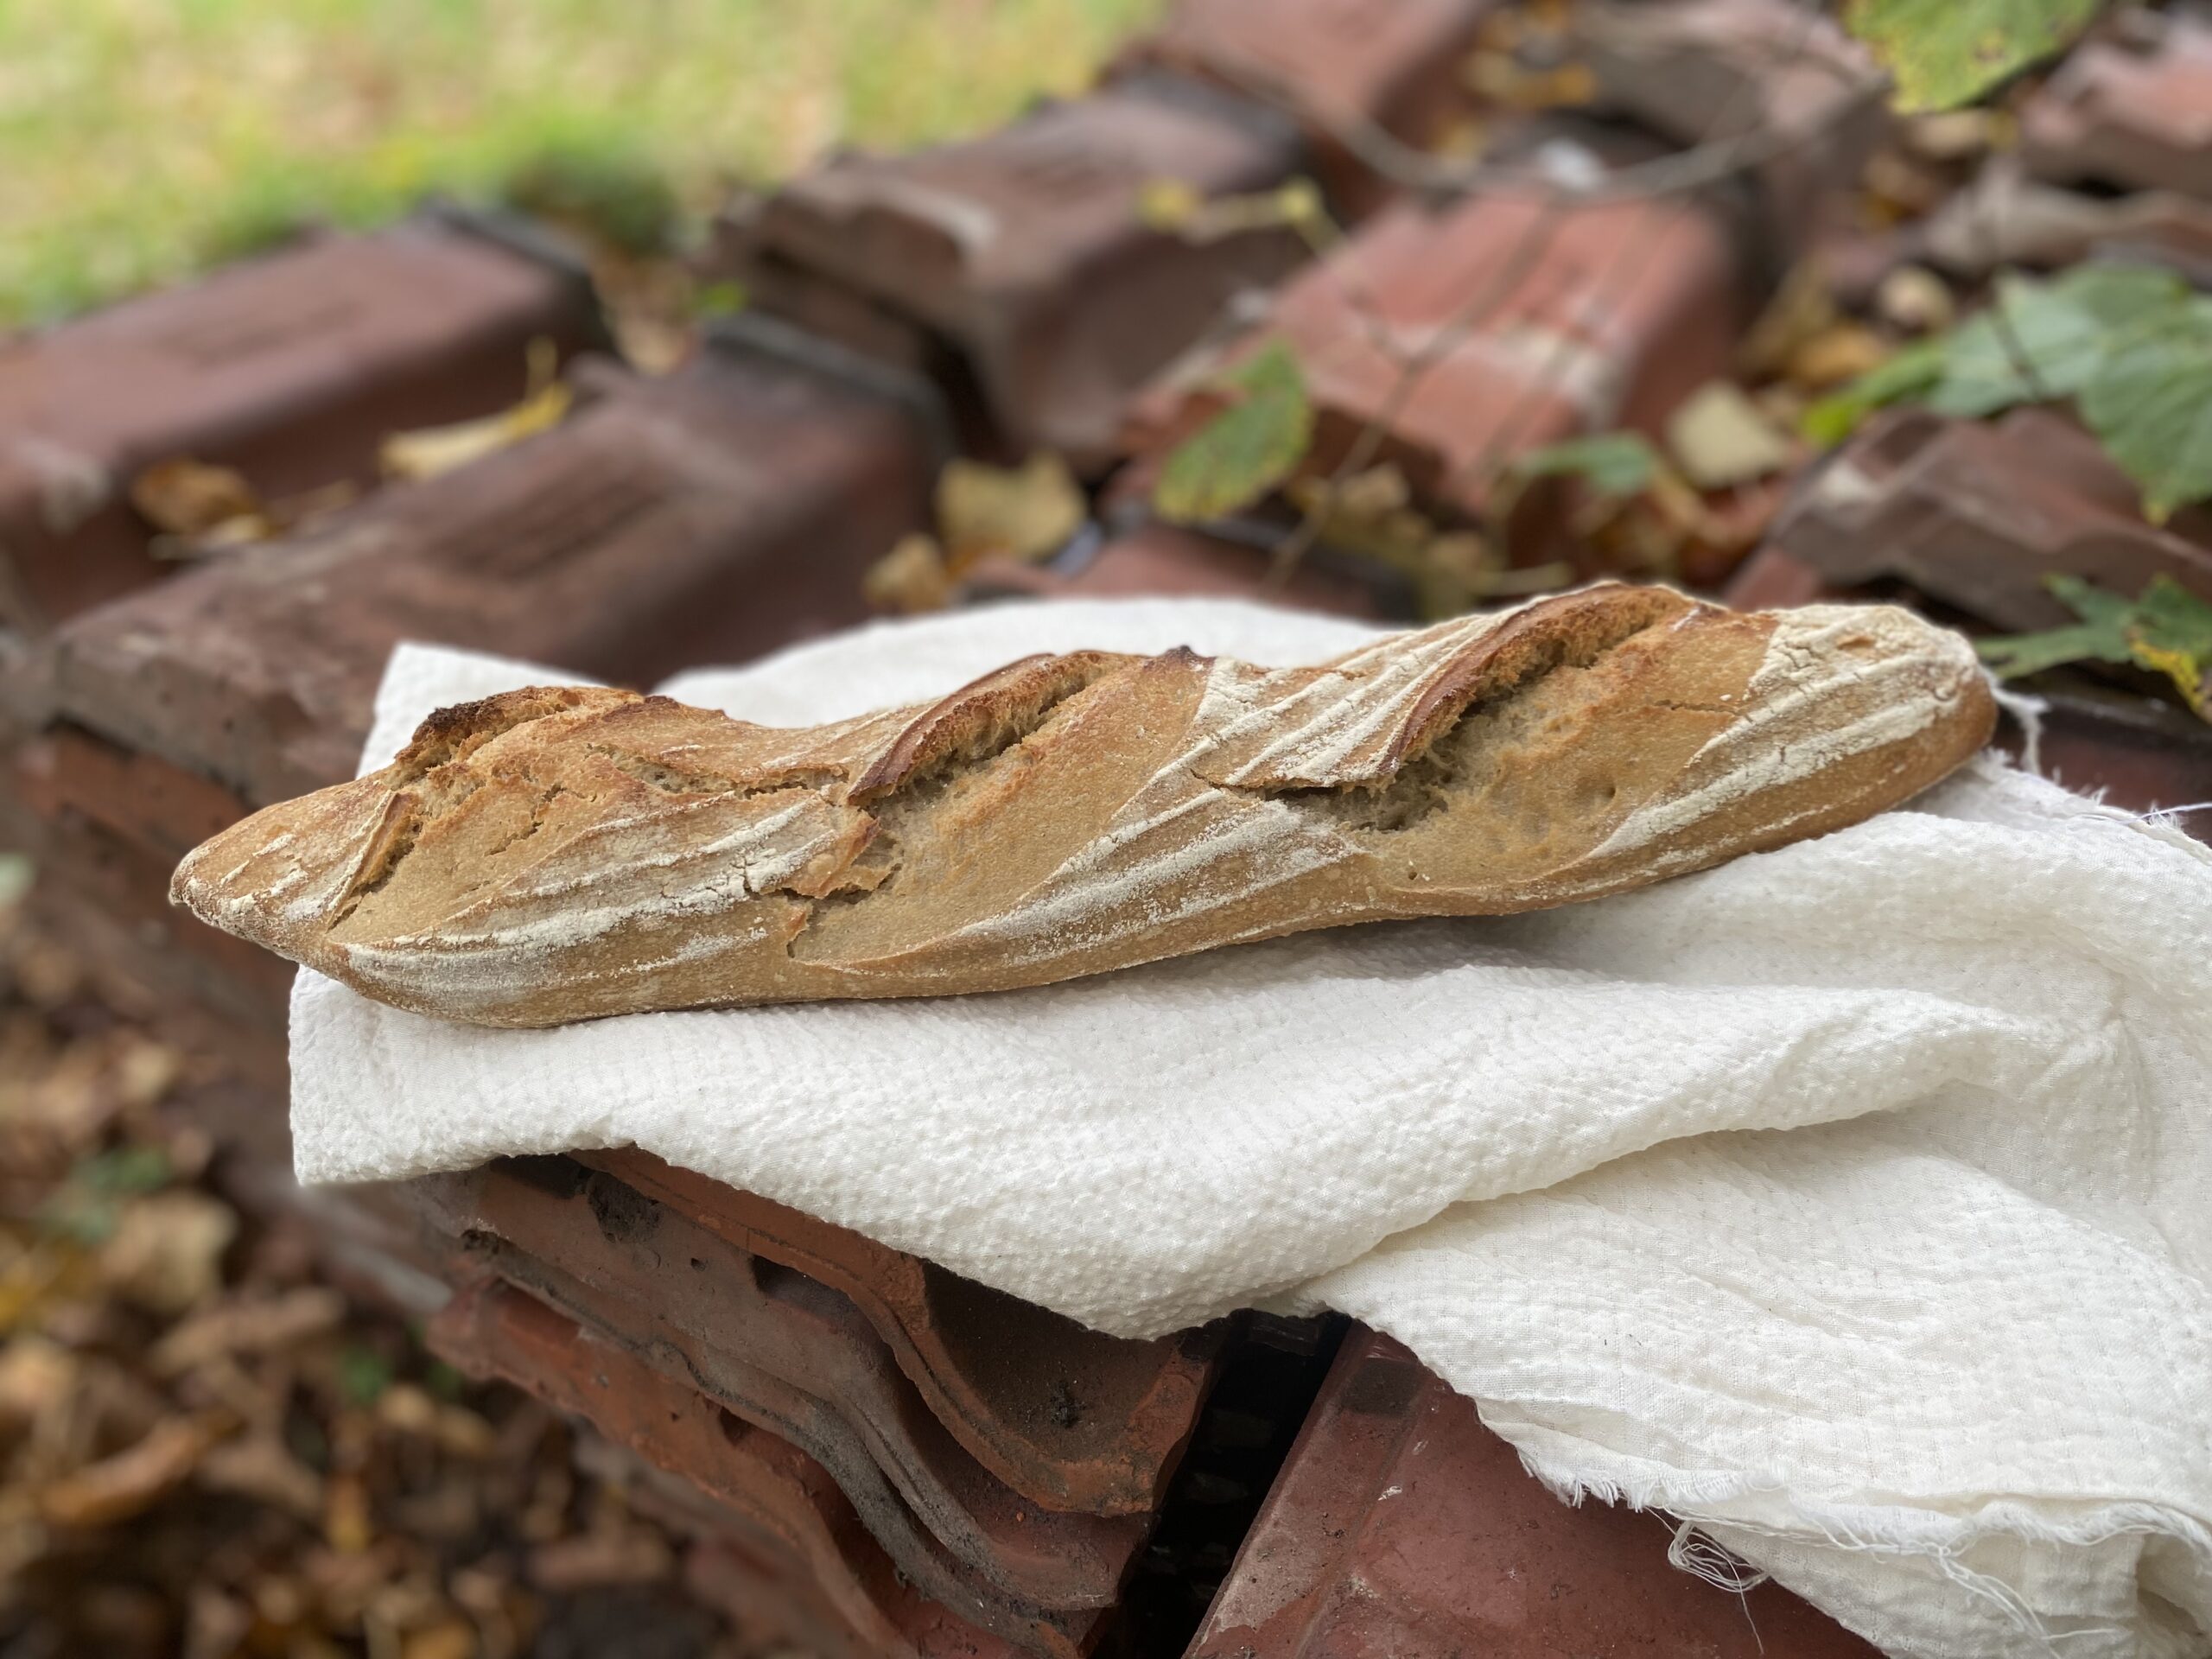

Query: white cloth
(294, 601), (2212, 1659)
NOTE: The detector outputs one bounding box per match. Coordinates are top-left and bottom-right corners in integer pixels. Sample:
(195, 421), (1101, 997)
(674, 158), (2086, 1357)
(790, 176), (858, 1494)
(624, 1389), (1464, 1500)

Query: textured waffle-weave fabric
(293, 601), (2212, 1659)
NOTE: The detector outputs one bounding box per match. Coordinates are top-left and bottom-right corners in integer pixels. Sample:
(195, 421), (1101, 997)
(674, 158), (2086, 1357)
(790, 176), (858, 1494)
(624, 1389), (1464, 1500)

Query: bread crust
(171, 586), (1995, 1027)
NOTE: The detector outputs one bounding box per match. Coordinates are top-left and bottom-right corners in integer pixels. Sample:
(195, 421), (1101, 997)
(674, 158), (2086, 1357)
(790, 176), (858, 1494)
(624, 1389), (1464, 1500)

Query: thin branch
(1443, 0), (1847, 506)
(1187, 19), (1885, 208)
(1974, 152), (2055, 404)
(1439, 190), (1707, 510)
(1985, 284), (2056, 404)
(1255, 0), (1844, 594)
(1262, 194), (1579, 588)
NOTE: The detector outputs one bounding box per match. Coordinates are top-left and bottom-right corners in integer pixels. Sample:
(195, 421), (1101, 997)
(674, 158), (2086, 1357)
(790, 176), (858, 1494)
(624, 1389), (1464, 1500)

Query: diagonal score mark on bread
(170, 585), (1995, 1027)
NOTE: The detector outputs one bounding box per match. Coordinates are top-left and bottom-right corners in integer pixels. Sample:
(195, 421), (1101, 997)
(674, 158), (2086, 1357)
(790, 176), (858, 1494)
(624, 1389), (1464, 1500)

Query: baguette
(171, 586), (1994, 1027)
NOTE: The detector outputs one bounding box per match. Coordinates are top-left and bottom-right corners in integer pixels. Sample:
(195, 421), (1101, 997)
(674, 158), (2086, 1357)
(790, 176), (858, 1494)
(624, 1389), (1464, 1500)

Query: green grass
(0, 0), (1166, 327)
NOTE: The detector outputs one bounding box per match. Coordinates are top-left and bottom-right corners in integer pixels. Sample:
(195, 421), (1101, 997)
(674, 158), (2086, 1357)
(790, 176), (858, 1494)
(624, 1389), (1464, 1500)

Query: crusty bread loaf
(171, 585), (1993, 1027)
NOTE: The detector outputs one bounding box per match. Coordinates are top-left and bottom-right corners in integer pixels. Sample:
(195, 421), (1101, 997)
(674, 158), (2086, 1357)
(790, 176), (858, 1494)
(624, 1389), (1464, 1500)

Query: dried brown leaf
(98, 1190), (236, 1315)
(302, 1541), (404, 1623)
(130, 459), (262, 537)
(184, 1586), (253, 1659)
(198, 1433), (326, 1521)
(111, 1036), (185, 1111)
(40, 1413), (227, 1529)
(9, 929), (84, 1009)
(377, 1381), (441, 1436)
(149, 512), (278, 561)
(33, 1353), (168, 1483)
(391, 1478), (484, 1543)
(1787, 324), (1895, 392)
(325, 1471), (374, 1555)
(1737, 260), (1840, 380)
(0, 903), (709, 1653)
(937, 454), (1084, 573)
(1875, 266), (1957, 336)
(0, 1239), (105, 1339)
(0, 1336), (76, 1425)
(863, 532), (956, 614)
(367, 1571), (458, 1635)
(151, 1287), (346, 1376)
(1900, 109), (2006, 162)
(18, 1043), (130, 1157)
(433, 1403), (498, 1461)
(1465, 51), (1594, 110)
(527, 1527), (672, 1592)
(1665, 382), (1795, 490)
(403, 1620), (479, 1659)
(1860, 148), (1953, 219)
(1282, 467), (1544, 618)
(178, 1353), (289, 1434)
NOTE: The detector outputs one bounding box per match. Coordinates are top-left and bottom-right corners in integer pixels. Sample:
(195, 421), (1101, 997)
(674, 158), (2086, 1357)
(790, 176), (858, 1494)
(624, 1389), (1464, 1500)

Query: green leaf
(1138, 179), (1203, 232)
(39, 1192), (119, 1247)
(2053, 261), (2190, 327)
(1977, 575), (2136, 679)
(1806, 263), (2212, 521)
(500, 144), (681, 255)
(338, 1345), (396, 1407)
(1803, 336), (1948, 445)
(1154, 340), (1313, 524)
(1845, 0), (2101, 112)
(2079, 295), (2212, 523)
(1979, 574), (2212, 721)
(2124, 575), (2212, 717)
(1929, 272), (2103, 416)
(79, 1145), (173, 1195)
(1922, 264), (2181, 421)
(1509, 431), (1662, 499)
(692, 280), (747, 319)
(424, 1359), (468, 1402)
(35, 1143), (176, 1245)
(1814, 263), (2177, 442)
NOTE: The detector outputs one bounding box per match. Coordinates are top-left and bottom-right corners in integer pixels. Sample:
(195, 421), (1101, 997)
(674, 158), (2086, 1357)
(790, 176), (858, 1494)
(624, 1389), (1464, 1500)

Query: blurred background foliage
(0, 0), (1166, 328)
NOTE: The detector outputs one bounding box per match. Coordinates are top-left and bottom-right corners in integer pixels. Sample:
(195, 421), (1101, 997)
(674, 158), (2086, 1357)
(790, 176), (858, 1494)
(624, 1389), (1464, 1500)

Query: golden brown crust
(1387, 584), (1687, 777)
(170, 586), (1995, 1027)
(849, 650), (1129, 801)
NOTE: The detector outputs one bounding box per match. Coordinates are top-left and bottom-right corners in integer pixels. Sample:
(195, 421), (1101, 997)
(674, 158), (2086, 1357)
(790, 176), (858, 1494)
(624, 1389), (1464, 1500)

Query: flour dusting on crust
(169, 587), (1997, 1025)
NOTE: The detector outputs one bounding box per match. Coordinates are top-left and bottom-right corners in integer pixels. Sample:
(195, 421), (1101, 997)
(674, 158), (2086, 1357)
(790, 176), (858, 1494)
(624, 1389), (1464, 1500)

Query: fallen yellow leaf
(1787, 323), (1894, 391)
(403, 1620), (479, 1659)
(380, 339), (571, 482)
(938, 454), (1084, 573)
(1666, 382), (1795, 491)
(864, 533), (957, 614)
(325, 1471), (373, 1554)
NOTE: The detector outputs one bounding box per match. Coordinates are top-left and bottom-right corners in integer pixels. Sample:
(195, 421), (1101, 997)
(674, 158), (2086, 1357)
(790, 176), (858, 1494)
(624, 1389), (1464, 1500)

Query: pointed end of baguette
(1559, 599), (1998, 884)
(172, 683), (641, 972)
(170, 772), (398, 971)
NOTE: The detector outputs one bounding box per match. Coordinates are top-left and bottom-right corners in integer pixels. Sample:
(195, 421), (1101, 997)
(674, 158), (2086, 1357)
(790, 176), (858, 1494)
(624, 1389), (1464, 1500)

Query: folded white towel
(294, 600), (2212, 1659)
